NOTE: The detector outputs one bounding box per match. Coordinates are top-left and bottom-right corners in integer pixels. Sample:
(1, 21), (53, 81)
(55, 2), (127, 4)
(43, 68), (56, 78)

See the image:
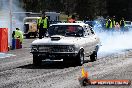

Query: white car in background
(75, 21), (84, 23)
(23, 17), (40, 38)
(125, 21), (132, 29)
(31, 23), (100, 66)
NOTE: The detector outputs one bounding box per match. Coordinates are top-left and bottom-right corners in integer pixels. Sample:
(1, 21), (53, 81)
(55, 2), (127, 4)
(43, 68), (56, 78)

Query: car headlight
(67, 45), (75, 52)
(31, 45), (38, 52)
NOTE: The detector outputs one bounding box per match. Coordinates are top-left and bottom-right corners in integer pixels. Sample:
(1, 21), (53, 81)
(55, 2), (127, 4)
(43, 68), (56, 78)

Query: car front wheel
(33, 54), (41, 66)
(76, 51), (84, 66)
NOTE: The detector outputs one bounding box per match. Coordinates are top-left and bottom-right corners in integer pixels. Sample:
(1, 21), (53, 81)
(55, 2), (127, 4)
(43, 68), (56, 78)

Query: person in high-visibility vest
(38, 14), (49, 39)
(14, 28), (23, 43)
(106, 18), (112, 29)
(12, 28), (23, 49)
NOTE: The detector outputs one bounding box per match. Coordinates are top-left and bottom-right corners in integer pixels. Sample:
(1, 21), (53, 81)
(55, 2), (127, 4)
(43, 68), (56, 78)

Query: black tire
(33, 54), (41, 66)
(90, 51), (97, 62)
(76, 51), (84, 66)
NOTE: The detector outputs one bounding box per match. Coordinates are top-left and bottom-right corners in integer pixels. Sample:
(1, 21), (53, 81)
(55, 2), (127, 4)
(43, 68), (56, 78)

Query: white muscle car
(31, 23), (100, 66)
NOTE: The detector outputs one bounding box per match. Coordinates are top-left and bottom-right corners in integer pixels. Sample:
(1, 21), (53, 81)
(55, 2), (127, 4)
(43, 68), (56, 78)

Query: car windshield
(48, 25), (84, 37)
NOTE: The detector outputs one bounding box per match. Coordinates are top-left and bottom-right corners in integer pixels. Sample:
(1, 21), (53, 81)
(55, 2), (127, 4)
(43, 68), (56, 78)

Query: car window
(89, 28), (95, 34)
(48, 25), (84, 37)
(84, 25), (94, 36)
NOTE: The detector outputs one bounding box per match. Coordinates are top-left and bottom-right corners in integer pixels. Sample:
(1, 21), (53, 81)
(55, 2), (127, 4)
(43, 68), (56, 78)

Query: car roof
(50, 23), (88, 27)
(24, 17), (41, 20)
(125, 20), (131, 22)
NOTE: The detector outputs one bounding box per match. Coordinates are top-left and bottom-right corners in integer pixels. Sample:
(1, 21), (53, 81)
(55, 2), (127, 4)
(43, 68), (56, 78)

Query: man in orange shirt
(68, 15), (76, 23)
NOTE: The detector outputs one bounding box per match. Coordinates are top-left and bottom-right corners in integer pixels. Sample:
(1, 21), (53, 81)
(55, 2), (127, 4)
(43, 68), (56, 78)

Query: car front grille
(37, 45), (74, 52)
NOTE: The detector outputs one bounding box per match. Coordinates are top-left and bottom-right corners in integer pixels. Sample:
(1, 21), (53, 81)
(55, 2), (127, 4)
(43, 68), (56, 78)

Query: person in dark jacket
(120, 17), (125, 28)
(120, 17), (126, 32)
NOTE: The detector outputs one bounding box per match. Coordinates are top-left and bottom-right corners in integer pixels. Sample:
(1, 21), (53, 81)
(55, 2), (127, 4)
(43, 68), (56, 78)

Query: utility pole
(9, 0), (13, 46)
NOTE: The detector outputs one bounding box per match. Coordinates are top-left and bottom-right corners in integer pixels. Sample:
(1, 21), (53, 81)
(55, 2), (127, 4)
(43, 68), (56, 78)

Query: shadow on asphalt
(17, 61), (77, 69)
(17, 60), (91, 69)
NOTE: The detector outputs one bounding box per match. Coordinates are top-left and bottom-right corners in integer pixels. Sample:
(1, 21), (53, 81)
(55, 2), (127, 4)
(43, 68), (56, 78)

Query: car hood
(31, 35), (84, 45)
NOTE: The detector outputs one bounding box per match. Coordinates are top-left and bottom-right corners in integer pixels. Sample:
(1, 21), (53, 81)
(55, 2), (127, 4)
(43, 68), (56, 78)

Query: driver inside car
(67, 26), (76, 33)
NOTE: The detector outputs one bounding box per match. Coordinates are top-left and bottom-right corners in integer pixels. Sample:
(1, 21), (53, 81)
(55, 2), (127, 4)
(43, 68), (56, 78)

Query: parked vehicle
(23, 17), (40, 38)
(125, 21), (132, 29)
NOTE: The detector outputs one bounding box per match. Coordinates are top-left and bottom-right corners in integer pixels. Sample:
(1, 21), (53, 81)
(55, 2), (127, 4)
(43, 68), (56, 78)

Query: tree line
(20, 0), (132, 20)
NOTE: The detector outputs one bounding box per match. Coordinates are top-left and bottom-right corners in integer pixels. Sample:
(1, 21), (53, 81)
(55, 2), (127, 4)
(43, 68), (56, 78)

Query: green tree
(21, 0), (132, 20)
(75, 0), (107, 20)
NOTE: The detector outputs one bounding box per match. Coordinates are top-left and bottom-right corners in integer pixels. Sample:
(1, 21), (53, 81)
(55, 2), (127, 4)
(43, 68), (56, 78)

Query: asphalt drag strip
(0, 50), (132, 88)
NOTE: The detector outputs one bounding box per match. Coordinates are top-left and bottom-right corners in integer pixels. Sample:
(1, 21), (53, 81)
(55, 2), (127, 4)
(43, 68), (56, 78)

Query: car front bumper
(31, 52), (78, 60)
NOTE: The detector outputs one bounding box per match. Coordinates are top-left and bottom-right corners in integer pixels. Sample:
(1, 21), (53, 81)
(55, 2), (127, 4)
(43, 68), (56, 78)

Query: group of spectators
(12, 14), (127, 49)
(105, 16), (126, 31)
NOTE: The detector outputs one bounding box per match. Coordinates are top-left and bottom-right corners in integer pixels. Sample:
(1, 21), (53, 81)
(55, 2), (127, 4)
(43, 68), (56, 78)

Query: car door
(83, 25), (94, 56)
(89, 27), (99, 51)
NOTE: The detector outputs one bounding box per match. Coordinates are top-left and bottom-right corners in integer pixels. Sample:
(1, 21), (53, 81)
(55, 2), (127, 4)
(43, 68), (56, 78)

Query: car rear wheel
(33, 54), (41, 66)
(76, 51), (84, 66)
(90, 51), (97, 62)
